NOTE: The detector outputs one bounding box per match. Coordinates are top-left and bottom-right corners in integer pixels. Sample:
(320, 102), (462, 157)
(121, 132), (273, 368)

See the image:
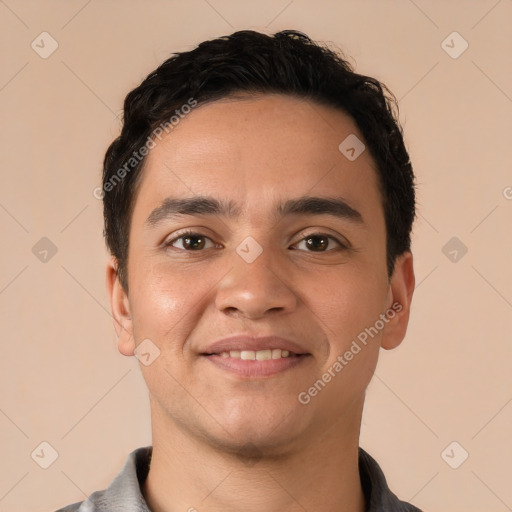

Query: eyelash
(165, 229), (348, 252)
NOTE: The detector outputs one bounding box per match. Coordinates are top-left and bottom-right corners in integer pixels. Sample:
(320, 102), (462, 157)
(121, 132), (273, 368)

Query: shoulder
(53, 489), (108, 511)
(54, 501), (85, 511)
(53, 446), (152, 512)
(359, 448), (423, 512)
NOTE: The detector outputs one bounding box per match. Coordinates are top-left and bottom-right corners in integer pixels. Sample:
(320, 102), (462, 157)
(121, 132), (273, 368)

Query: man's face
(109, 94), (413, 455)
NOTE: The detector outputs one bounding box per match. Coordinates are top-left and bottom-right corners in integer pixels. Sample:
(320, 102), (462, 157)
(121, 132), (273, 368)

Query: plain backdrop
(1, 1), (511, 511)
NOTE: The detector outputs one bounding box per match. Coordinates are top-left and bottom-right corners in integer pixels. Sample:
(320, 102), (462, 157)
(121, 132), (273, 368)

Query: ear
(381, 251), (415, 350)
(106, 256), (135, 356)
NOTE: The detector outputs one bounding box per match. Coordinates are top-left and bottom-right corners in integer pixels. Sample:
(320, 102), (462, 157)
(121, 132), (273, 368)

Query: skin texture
(106, 94), (415, 512)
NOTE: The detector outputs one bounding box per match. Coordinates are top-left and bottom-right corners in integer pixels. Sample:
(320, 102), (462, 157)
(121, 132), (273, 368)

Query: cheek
(310, 263), (388, 385)
(314, 268), (387, 333)
(303, 275), (385, 417)
(128, 260), (207, 341)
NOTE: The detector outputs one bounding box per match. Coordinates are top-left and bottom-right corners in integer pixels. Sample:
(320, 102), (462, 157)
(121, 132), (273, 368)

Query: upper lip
(202, 335), (309, 355)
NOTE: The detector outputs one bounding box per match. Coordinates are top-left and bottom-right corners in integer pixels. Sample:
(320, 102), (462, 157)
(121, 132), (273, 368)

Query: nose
(214, 246), (298, 320)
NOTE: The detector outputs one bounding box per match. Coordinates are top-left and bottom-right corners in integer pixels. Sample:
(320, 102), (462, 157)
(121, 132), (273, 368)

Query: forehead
(132, 94), (382, 223)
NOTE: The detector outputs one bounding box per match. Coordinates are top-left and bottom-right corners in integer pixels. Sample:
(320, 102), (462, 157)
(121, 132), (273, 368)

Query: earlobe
(106, 257), (135, 356)
(381, 251), (415, 351)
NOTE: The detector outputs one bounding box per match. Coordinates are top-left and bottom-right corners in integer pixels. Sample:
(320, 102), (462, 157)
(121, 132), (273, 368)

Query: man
(58, 29), (419, 511)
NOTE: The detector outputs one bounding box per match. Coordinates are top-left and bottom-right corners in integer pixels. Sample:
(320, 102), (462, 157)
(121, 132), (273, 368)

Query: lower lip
(202, 354), (310, 377)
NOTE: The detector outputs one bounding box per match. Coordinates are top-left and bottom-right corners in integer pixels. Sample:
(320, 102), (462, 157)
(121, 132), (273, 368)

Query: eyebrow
(144, 195), (364, 227)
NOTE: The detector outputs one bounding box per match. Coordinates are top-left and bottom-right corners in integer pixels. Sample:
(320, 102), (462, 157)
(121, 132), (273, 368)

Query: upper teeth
(219, 349), (291, 360)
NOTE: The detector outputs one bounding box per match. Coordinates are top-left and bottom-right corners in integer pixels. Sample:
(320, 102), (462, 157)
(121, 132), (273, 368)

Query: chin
(209, 429), (299, 462)
(211, 412), (303, 456)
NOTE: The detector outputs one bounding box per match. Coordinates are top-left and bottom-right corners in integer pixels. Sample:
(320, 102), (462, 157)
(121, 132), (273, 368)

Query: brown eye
(293, 234), (343, 252)
(169, 233), (215, 250)
(183, 235), (206, 250)
(306, 235), (329, 251)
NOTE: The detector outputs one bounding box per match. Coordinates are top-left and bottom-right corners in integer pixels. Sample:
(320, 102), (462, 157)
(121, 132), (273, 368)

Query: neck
(142, 401), (366, 512)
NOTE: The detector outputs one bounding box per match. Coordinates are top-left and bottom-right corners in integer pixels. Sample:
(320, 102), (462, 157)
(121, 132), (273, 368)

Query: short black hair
(102, 29), (415, 291)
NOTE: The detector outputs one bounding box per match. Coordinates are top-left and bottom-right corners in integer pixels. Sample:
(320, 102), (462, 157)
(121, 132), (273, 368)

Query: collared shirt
(55, 446), (422, 512)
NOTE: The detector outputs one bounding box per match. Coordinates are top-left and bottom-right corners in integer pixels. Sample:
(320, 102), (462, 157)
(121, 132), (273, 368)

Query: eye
(292, 233), (345, 252)
(167, 231), (217, 251)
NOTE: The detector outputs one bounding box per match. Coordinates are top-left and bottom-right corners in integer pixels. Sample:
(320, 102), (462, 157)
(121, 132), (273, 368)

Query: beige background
(1, 1), (511, 511)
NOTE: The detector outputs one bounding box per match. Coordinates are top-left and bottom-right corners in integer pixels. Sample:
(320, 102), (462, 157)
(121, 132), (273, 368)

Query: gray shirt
(55, 446), (422, 512)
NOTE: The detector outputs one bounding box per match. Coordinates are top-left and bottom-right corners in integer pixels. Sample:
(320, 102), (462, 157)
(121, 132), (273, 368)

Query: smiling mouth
(201, 350), (311, 378)
(203, 348), (303, 360)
